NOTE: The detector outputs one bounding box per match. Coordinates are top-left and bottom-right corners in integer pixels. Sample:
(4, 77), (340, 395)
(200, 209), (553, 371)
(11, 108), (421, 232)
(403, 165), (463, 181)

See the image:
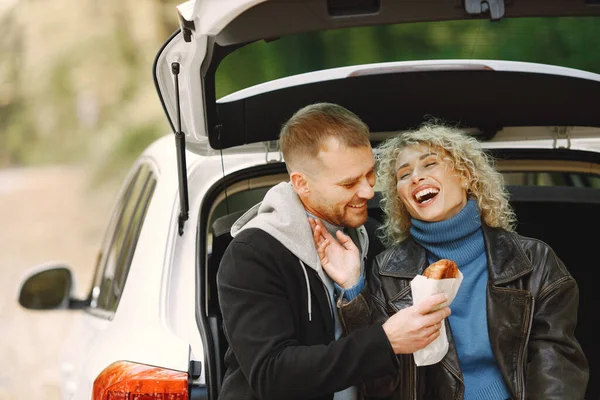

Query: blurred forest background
(1, 3), (599, 173)
(0, 0), (183, 180)
(1, 0), (599, 398)
(0, 1), (182, 398)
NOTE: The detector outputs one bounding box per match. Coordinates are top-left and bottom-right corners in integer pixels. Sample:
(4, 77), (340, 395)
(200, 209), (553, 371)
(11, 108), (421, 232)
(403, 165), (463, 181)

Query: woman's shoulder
(484, 224), (555, 255)
(374, 237), (415, 260)
(509, 230), (556, 256)
(505, 230), (574, 279)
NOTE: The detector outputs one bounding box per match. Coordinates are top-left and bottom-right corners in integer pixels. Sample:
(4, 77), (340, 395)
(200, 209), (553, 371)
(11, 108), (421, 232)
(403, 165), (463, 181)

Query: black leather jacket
(339, 223), (589, 400)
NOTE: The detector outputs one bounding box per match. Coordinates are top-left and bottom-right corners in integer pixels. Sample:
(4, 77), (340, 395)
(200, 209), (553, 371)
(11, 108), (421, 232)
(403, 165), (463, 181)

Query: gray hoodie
(230, 182), (369, 400)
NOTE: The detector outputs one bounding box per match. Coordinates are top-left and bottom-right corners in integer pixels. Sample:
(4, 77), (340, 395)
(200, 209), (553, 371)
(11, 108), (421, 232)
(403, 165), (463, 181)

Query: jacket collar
(380, 222), (533, 285)
(379, 238), (427, 278)
(481, 224), (533, 285)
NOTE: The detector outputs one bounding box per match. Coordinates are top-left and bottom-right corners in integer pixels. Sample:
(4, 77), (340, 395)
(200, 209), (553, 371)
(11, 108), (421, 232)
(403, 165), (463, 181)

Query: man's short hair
(279, 103), (371, 173)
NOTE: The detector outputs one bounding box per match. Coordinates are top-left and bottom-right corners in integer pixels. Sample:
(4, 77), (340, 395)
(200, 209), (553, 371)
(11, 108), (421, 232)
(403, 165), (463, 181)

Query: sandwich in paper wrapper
(410, 259), (463, 366)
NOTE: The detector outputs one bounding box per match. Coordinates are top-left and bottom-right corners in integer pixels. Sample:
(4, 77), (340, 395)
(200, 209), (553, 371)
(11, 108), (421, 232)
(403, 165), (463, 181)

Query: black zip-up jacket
(216, 218), (395, 400)
(339, 223), (589, 400)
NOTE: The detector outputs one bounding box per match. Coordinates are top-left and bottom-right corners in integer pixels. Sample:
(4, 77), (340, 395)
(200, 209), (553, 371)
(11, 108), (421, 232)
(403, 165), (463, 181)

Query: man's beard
(330, 207), (367, 229)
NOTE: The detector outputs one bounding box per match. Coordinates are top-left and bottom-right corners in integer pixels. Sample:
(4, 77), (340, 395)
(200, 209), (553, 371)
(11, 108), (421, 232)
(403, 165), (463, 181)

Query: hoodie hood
(231, 182), (323, 273)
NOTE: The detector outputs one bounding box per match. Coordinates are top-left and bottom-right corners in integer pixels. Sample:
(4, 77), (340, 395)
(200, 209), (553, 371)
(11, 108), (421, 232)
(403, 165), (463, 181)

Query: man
(217, 103), (450, 400)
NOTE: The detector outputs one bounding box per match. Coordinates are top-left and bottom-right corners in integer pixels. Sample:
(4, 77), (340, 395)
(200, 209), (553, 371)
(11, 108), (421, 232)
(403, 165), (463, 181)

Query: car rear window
(215, 16), (600, 99)
(502, 171), (600, 188)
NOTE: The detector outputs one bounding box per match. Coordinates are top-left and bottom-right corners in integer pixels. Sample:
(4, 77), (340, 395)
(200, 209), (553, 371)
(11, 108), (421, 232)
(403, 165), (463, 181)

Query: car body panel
(176, 0), (268, 38)
(56, 133), (286, 397)
(56, 146), (193, 398)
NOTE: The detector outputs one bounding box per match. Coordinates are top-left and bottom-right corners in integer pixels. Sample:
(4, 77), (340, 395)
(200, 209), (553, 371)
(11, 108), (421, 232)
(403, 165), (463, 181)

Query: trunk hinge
(171, 61), (190, 236)
(264, 140), (283, 163)
(465, 0), (505, 21)
(553, 127), (572, 149)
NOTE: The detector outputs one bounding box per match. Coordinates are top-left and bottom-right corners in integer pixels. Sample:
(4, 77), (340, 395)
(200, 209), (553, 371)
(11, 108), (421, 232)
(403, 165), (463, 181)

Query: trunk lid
(153, 0), (600, 151)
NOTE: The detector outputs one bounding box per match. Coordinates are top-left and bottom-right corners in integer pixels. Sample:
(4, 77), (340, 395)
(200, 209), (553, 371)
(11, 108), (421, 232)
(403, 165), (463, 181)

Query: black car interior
(206, 184), (599, 399)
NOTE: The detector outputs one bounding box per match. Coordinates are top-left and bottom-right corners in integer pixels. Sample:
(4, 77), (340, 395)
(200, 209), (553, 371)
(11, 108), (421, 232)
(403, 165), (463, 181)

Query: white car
(17, 1), (600, 399)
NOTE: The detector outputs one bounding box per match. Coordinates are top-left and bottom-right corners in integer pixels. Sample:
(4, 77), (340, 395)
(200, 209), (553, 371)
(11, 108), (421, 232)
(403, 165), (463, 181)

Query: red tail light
(93, 361), (188, 399)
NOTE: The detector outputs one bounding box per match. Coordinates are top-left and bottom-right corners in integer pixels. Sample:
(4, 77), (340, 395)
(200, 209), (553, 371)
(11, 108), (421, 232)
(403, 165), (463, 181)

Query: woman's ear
(290, 171), (309, 196)
(459, 172), (471, 192)
(462, 182), (470, 193)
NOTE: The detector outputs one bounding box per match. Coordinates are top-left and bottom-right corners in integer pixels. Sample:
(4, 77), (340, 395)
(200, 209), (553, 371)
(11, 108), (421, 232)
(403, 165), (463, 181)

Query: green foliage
(92, 122), (164, 184)
(0, 100), (34, 165)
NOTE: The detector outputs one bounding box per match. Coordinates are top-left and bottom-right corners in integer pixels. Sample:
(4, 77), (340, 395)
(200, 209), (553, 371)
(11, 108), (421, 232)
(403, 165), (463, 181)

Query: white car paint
(177, 0), (268, 37)
(156, 0), (272, 151)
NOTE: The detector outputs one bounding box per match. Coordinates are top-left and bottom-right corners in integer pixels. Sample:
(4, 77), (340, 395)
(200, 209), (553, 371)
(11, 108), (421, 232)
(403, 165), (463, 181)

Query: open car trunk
(160, 1), (600, 398)
(204, 150), (600, 399)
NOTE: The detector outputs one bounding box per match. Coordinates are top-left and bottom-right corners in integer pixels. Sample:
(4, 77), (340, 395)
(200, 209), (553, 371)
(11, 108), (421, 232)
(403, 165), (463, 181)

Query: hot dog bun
(422, 259), (459, 279)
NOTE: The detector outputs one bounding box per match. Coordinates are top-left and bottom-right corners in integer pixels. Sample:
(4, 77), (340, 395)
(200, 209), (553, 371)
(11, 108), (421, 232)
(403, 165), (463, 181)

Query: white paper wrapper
(410, 270), (463, 366)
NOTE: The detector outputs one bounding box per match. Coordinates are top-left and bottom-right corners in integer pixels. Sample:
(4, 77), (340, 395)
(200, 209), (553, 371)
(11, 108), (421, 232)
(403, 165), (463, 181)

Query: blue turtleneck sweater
(410, 200), (511, 400)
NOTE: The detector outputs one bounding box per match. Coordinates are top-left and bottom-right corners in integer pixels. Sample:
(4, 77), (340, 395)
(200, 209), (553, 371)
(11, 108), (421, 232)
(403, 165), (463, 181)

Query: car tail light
(93, 361), (188, 399)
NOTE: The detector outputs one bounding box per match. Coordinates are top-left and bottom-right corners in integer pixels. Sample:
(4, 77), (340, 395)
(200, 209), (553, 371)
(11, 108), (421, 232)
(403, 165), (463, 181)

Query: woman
(311, 122), (589, 400)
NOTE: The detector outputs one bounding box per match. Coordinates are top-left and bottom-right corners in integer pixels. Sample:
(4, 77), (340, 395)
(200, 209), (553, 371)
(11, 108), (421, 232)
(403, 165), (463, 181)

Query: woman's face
(395, 145), (468, 222)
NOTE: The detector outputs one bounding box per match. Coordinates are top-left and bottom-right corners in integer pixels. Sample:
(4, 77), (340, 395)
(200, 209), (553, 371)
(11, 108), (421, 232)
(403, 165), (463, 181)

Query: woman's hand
(308, 218), (361, 289)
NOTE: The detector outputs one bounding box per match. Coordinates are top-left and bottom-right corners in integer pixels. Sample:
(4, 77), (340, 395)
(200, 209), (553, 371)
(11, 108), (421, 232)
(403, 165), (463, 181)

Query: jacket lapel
(435, 225), (534, 395)
(440, 324), (465, 390)
(482, 224), (534, 399)
(482, 224), (533, 285)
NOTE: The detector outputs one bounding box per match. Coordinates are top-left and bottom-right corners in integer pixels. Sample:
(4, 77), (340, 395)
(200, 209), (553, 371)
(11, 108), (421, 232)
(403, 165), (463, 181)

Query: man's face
(300, 138), (376, 228)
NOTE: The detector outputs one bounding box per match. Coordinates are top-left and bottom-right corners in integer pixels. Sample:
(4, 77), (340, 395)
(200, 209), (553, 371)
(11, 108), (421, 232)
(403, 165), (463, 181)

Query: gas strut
(171, 61), (190, 236)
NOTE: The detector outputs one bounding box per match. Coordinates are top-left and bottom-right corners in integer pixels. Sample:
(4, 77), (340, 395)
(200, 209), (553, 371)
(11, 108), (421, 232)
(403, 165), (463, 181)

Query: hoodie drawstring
(299, 260), (312, 321)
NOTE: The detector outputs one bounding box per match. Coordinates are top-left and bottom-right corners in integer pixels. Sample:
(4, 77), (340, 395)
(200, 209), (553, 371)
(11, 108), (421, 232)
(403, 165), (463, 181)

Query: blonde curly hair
(376, 121), (516, 245)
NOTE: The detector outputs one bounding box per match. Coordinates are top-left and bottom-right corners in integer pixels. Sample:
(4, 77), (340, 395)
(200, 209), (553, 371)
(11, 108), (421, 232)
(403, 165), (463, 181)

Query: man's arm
(338, 279), (401, 399)
(216, 236), (398, 400)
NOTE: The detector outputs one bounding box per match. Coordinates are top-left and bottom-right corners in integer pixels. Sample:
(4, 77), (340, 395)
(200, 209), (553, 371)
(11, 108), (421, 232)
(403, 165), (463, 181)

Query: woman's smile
(412, 185), (440, 205)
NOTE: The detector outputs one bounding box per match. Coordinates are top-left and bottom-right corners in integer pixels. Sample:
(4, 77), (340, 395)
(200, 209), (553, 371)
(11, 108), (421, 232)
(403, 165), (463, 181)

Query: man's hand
(382, 293), (451, 354)
(308, 218), (361, 289)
